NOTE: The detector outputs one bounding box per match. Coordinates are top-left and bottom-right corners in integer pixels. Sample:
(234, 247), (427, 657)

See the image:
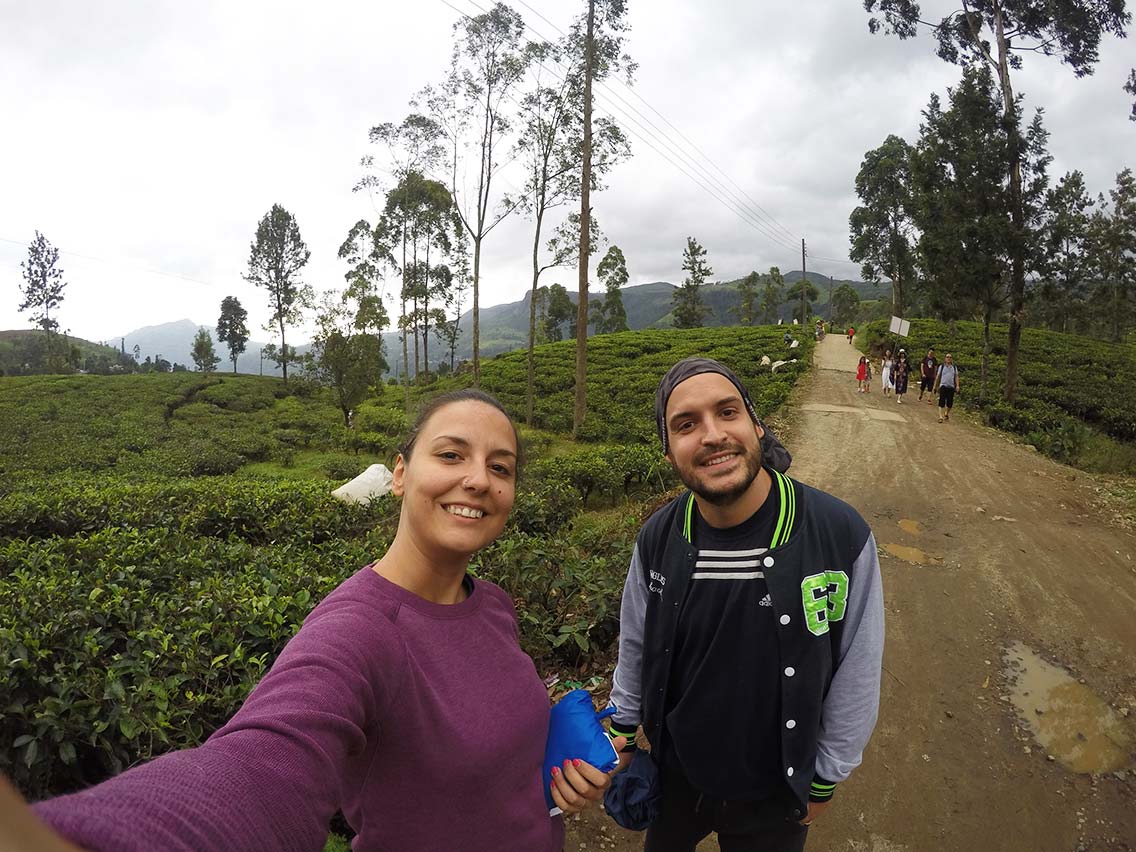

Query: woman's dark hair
(398, 389), (523, 471)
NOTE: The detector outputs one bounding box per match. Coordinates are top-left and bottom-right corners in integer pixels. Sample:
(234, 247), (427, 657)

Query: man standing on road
(935, 353), (961, 423)
(607, 357), (884, 852)
(846, 326), (855, 344)
(918, 348), (938, 404)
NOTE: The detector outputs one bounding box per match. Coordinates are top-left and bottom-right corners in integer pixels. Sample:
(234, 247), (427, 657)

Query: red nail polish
(551, 766), (560, 777)
(572, 759), (581, 767)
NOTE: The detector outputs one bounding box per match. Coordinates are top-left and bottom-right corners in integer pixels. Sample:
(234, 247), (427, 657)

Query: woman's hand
(549, 737), (628, 815)
(0, 775), (87, 852)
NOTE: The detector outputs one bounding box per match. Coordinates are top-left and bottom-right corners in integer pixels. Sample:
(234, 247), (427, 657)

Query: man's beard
(677, 441), (764, 506)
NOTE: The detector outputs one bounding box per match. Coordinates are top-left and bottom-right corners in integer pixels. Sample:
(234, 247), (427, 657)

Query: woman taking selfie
(1, 389), (618, 852)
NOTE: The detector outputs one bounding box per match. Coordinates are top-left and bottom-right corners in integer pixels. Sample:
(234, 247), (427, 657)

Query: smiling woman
(5, 389), (620, 852)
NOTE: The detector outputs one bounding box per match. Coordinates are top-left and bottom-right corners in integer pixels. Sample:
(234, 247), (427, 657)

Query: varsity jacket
(608, 470), (884, 815)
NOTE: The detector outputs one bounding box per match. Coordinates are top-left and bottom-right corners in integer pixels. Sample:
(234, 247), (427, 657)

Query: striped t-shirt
(665, 478), (786, 801)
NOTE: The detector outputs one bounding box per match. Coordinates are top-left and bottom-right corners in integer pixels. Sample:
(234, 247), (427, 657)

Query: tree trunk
(412, 238), (420, 379)
(527, 208), (544, 427)
(993, 5), (1025, 403)
(402, 226), (410, 411)
(278, 317), (288, 385)
(423, 237), (431, 377)
(981, 301), (992, 403)
(472, 237), (482, 386)
(573, 0), (595, 438)
(1114, 247), (1123, 343)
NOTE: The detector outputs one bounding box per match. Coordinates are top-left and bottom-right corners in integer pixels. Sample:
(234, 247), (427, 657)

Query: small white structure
(789, 339), (800, 349)
(332, 463), (394, 505)
(759, 355), (772, 366)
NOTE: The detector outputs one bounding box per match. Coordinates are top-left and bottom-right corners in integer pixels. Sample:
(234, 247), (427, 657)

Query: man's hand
(549, 737), (629, 815)
(798, 799), (832, 827)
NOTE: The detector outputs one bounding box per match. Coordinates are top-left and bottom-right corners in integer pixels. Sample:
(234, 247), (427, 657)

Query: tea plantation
(0, 325), (811, 811)
(861, 319), (1136, 473)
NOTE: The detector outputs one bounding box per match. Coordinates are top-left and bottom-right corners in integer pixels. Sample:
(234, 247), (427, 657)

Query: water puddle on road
(1003, 641), (1133, 773)
(898, 519), (923, 535)
(881, 543), (931, 564)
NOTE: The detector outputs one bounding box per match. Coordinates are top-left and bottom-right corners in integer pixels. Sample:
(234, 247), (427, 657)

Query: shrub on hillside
(861, 319), (1136, 467)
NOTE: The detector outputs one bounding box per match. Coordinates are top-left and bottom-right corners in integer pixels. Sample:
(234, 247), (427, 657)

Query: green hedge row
(861, 319), (1136, 444)
(0, 478), (396, 544)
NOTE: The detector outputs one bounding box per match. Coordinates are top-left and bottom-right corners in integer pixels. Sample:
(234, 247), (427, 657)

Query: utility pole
(573, 0), (595, 438)
(800, 238), (807, 325)
(827, 274), (834, 325)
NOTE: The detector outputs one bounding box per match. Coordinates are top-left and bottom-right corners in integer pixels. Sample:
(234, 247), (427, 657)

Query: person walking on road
(880, 350), (895, 397)
(846, 326), (855, 344)
(918, 349), (938, 404)
(856, 356), (868, 393)
(935, 353), (961, 423)
(892, 349), (911, 404)
(607, 357), (885, 852)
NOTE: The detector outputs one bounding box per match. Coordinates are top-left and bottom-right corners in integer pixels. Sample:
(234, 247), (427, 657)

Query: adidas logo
(758, 593), (772, 607)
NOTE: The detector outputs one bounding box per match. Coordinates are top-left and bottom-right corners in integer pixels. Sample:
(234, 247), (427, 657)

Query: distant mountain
(110, 271), (882, 377)
(108, 319), (300, 376)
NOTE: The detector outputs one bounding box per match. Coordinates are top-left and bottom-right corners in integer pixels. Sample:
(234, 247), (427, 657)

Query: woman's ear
(391, 454), (407, 497)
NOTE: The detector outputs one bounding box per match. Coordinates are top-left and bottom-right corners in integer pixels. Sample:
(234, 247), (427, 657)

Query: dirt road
(568, 333), (1136, 851)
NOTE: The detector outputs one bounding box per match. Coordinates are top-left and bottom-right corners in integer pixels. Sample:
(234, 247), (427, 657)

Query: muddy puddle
(881, 543), (931, 564)
(1003, 641), (1133, 773)
(898, 519), (923, 535)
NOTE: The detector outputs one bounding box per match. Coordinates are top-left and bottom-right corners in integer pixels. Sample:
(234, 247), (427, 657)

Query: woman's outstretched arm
(29, 596), (392, 852)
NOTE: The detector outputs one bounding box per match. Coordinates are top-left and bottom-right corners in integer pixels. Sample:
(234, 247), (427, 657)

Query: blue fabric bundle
(542, 690), (619, 812)
(603, 749), (661, 830)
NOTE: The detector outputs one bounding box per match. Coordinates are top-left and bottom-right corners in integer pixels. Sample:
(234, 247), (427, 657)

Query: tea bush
(861, 319), (1136, 469)
(0, 325), (812, 800)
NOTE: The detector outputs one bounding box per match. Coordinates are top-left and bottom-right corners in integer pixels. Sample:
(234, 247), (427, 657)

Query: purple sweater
(34, 568), (565, 852)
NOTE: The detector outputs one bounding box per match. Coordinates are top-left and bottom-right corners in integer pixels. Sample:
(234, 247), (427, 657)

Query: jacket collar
(675, 468), (800, 550)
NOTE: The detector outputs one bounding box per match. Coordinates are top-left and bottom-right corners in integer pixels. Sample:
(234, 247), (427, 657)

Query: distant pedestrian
(847, 326), (855, 344)
(893, 350), (910, 404)
(880, 350), (894, 397)
(856, 356), (868, 393)
(935, 353), (961, 423)
(863, 358), (872, 392)
(918, 349), (937, 403)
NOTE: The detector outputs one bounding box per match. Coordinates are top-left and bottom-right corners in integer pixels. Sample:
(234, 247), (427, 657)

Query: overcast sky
(1, 0), (1132, 344)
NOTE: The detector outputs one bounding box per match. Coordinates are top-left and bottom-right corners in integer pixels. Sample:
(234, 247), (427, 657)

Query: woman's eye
(491, 464), (513, 477)
(439, 451), (461, 461)
(721, 408), (738, 418)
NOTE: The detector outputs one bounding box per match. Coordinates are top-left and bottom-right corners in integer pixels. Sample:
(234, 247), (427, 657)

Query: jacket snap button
(779, 614), (791, 625)
(786, 719), (796, 729)
(787, 767), (794, 777)
(784, 667), (795, 677)
(763, 556), (774, 567)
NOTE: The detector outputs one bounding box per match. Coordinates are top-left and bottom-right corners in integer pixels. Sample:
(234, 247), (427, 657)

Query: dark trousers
(643, 758), (809, 852)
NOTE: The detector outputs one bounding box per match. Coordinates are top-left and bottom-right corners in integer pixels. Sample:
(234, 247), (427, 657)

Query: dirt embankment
(568, 334), (1136, 852)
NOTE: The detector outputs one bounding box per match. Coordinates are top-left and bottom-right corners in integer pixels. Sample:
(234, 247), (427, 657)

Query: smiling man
(607, 357), (884, 852)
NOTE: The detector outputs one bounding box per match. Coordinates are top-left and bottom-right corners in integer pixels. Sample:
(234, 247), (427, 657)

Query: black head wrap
(654, 357), (792, 472)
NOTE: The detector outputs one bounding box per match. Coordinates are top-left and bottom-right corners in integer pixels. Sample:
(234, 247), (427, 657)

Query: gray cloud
(1, 0), (1131, 342)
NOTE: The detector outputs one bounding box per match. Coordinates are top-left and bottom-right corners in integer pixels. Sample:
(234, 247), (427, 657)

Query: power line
(0, 236), (222, 288)
(511, 0), (802, 246)
(442, 0), (803, 254)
